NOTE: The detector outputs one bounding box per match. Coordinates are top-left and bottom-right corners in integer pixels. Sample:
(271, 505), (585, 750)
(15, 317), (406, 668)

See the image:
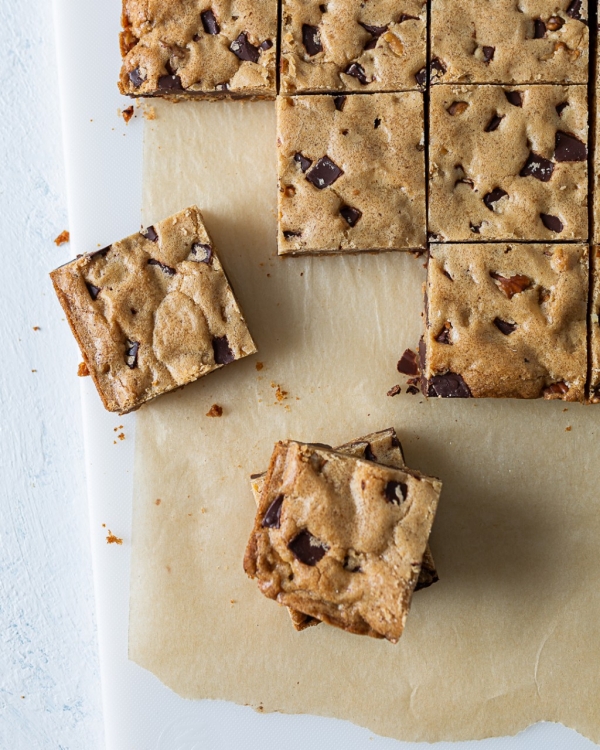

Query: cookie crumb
(33, 326), (40, 331)
(77, 362), (90, 377)
(206, 404), (223, 417)
(54, 230), (70, 246)
(387, 384), (402, 397)
(406, 385), (420, 395)
(155, 498), (161, 506)
(121, 106), (134, 123)
(566, 426), (572, 432)
(142, 105), (156, 120)
(255, 361), (264, 371)
(118, 432), (125, 441)
(106, 530), (123, 545)
(271, 382), (288, 402)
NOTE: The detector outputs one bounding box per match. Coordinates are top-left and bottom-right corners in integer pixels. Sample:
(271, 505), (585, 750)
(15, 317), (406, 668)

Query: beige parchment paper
(130, 99), (600, 744)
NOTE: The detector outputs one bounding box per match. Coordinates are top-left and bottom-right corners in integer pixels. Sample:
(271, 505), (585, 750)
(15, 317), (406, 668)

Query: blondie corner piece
(277, 92), (426, 255)
(428, 84), (588, 242)
(430, 0), (589, 85)
(50, 206), (256, 415)
(280, 0), (427, 94)
(249, 428), (438, 631)
(119, 0), (277, 99)
(244, 441), (442, 643)
(421, 244), (588, 401)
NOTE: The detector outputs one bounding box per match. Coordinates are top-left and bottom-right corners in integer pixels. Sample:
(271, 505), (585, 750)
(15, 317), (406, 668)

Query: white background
(0, 0), (598, 747)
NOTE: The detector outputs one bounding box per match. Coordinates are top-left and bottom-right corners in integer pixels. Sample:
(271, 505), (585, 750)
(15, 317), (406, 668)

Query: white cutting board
(52, 1), (596, 747)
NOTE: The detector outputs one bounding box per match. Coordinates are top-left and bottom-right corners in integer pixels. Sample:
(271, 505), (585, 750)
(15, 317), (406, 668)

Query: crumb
(113, 441), (116, 445)
(387, 385), (402, 397)
(33, 326), (40, 331)
(563, 408), (568, 412)
(271, 382), (288, 402)
(20, 696), (25, 700)
(31, 370), (37, 373)
(121, 106), (134, 123)
(206, 404), (223, 417)
(266, 273), (271, 277)
(118, 432), (125, 441)
(300, 272), (304, 276)
(106, 530), (123, 545)
(201, 507), (207, 514)
(166, 565), (172, 573)
(566, 426), (572, 432)
(77, 362), (90, 377)
(406, 385), (420, 395)
(54, 230), (70, 246)
(155, 498), (161, 506)
(255, 361), (264, 371)
(230, 599), (236, 604)
(142, 105), (156, 120)
(102, 524), (106, 528)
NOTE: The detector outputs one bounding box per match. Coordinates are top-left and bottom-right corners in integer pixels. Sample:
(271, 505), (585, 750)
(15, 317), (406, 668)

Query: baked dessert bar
(429, 84), (588, 241)
(277, 92), (426, 254)
(50, 206), (256, 414)
(250, 428), (439, 631)
(119, 0), (277, 99)
(244, 440), (442, 642)
(280, 0), (427, 94)
(421, 244), (588, 401)
(430, 0), (589, 85)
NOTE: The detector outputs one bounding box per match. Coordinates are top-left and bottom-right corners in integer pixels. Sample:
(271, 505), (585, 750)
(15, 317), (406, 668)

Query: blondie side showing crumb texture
(589, 248), (600, 403)
(50, 206), (257, 415)
(429, 84), (588, 241)
(244, 441), (442, 642)
(250, 428), (439, 631)
(280, 0), (427, 94)
(119, 0), (277, 99)
(421, 244), (588, 401)
(277, 92), (426, 254)
(430, 0), (589, 85)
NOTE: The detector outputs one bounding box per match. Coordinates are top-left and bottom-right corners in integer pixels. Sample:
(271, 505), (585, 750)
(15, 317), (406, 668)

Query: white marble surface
(0, 0), (103, 747)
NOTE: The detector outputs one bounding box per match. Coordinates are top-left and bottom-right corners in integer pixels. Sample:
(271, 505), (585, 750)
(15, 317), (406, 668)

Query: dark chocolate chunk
(415, 66), (427, 87)
(482, 46), (495, 62)
(344, 62), (369, 84)
(430, 57), (446, 80)
(505, 90), (523, 107)
(212, 335), (235, 365)
(128, 67), (146, 88)
(397, 348), (419, 376)
(148, 258), (176, 275)
(485, 114), (504, 132)
(201, 9), (220, 34)
(158, 74), (183, 90)
(190, 243), (213, 263)
(384, 481), (407, 505)
(283, 230), (302, 239)
(533, 19), (546, 38)
(470, 222), (481, 234)
(363, 443), (377, 462)
(554, 131), (587, 162)
(141, 225), (159, 242)
(415, 563), (439, 591)
(519, 152), (554, 181)
(125, 340), (140, 369)
(435, 322), (452, 344)
(374, 117), (381, 128)
(447, 101), (469, 116)
(483, 188), (508, 211)
(428, 372), (472, 398)
(359, 21), (387, 36)
(494, 317), (517, 335)
(340, 205), (362, 227)
(490, 271), (532, 298)
(230, 32), (260, 63)
(262, 494), (284, 528)
(334, 95), (347, 111)
(259, 39), (273, 51)
(406, 385), (420, 395)
(88, 246), (111, 260)
(288, 530), (328, 566)
(86, 283), (101, 301)
(540, 213), (564, 233)
(319, 3), (327, 10)
(387, 384), (402, 397)
(305, 156), (343, 189)
(302, 24), (322, 56)
(566, 0), (583, 20)
(294, 152), (313, 172)
(556, 102), (569, 117)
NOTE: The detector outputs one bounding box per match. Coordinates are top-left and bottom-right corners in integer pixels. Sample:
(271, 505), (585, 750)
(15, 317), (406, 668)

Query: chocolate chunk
(430, 57), (446, 80)
(415, 66), (427, 87)
(399, 13), (419, 22)
(519, 152), (554, 182)
(288, 530), (328, 566)
(470, 222), (481, 234)
(344, 62), (369, 85)
(359, 22), (387, 36)
(490, 271), (532, 298)
(148, 258), (176, 275)
(363, 443), (377, 462)
(334, 95), (347, 111)
(141, 225), (159, 242)
(384, 481), (407, 505)
(302, 24), (322, 56)
(505, 90), (523, 107)
(415, 565), (439, 591)
(212, 335), (235, 365)
(230, 32), (260, 63)
(494, 317), (517, 335)
(259, 39), (273, 51)
(533, 19), (546, 38)
(340, 205), (362, 227)
(543, 381), (569, 397)
(158, 74), (183, 90)
(566, 0), (583, 19)
(554, 131), (587, 162)
(447, 101), (468, 116)
(483, 188), (508, 211)
(86, 283), (101, 301)
(294, 152), (313, 173)
(435, 322), (452, 344)
(128, 67), (146, 88)
(482, 46), (495, 62)
(262, 494), (284, 528)
(387, 384), (402, 397)
(283, 230), (301, 239)
(190, 243), (213, 263)
(125, 340), (140, 369)
(540, 213), (564, 233)
(428, 372), (472, 398)
(306, 156), (343, 189)
(406, 385), (420, 395)
(319, 3), (327, 10)
(397, 348), (419, 376)
(374, 117), (381, 128)
(201, 9), (220, 34)
(556, 101), (569, 116)
(485, 114), (504, 132)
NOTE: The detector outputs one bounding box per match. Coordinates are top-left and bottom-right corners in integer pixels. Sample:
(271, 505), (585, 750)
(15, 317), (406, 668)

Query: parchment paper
(129, 99), (600, 744)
